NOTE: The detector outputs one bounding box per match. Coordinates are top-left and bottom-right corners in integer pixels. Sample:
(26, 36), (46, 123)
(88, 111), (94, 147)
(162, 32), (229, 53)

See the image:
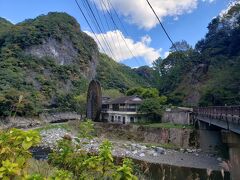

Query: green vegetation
(141, 122), (193, 129)
(0, 3), (239, 117)
(49, 119), (138, 179)
(0, 13), (151, 117)
(96, 54), (150, 92)
(143, 142), (179, 150)
(0, 128), (41, 178)
(126, 87), (159, 99)
(102, 89), (123, 99)
(123, 87), (169, 122)
(0, 13), (95, 116)
(0, 120), (138, 179)
(138, 96), (168, 122)
(0, 18), (13, 37)
(124, 87), (168, 122)
(136, 4), (240, 106)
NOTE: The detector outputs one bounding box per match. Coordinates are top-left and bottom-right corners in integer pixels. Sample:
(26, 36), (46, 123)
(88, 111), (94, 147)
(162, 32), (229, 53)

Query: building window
(118, 116), (121, 122)
(123, 117), (126, 124)
(111, 116), (114, 122)
(130, 117), (134, 123)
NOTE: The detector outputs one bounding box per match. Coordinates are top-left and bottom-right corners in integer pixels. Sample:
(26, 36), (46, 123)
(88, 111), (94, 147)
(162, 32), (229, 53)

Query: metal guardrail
(193, 106), (240, 126)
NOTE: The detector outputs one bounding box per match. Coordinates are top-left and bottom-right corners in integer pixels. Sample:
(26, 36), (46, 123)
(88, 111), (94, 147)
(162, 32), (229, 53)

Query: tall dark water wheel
(86, 80), (102, 121)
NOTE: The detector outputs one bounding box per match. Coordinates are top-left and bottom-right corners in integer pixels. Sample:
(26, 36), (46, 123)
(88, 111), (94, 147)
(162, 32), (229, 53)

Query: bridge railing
(193, 106), (240, 125)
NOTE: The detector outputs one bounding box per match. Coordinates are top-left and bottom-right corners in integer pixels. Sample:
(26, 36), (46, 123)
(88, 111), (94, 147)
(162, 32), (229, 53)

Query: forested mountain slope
(146, 2), (240, 106)
(96, 54), (150, 92)
(0, 12), (147, 116)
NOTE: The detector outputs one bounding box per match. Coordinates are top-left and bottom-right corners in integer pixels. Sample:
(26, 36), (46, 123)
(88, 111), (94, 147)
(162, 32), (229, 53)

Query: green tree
(126, 87), (159, 99)
(102, 89), (123, 99)
(152, 57), (162, 76)
(170, 40), (191, 52)
(74, 93), (87, 117)
(138, 96), (167, 122)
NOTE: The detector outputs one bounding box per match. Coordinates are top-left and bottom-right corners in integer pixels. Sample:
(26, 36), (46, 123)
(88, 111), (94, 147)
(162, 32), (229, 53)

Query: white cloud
(163, 51), (170, 58)
(93, 0), (198, 29)
(141, 35), (152, 45)
(173, 16), (179, 21)
(202, 0), (215, 3)
(85, 30), (161, 65)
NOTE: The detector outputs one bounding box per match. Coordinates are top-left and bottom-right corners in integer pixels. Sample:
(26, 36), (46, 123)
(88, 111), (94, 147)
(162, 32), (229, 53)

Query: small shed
(162, 107), (193, 125)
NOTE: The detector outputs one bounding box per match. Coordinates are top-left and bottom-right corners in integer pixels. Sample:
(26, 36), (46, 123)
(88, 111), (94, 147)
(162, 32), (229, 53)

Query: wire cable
(107, 0), (130, 38)
(91, 0), (120, 60)
(100, 0), (125, 61)
(74, 0), (107, 54)
(102, 0), (141, 66)
(146, 0), (178, 52)
(99, 0), (123, 61)
(82, 0), (117, 59)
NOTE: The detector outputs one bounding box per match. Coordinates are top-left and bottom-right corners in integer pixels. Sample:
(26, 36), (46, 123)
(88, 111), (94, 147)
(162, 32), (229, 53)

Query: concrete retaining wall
(94, 123), (198, 148)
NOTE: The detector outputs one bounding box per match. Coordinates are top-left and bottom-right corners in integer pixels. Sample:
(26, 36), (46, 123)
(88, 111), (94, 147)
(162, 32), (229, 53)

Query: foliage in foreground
(0, 129), (41, 178)
(49, 139), (137, 179)
(49, 119), (137, 179)
(0, 128), (72, 179)
(0, 120), (138, 179)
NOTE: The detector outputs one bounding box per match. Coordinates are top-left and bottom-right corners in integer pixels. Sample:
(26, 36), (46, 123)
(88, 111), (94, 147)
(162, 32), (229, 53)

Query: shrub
(0, 129), (41, 178)
(49, 120), (138, 179)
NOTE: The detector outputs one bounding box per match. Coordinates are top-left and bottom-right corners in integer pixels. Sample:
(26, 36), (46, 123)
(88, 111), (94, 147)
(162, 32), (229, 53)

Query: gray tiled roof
(108, 96), (142, 104)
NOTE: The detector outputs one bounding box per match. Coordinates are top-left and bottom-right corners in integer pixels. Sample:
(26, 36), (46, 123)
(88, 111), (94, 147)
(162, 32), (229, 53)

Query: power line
(146, 0), (178, 52)
(74, 0), (107, 54)
(90, 0), (116, 59)
(102, 0), (141, 66)
(107, 0), (130, 38)
(80, 0), (113, 57)
(106, 0), (142, 66)
(104, 0), (129, 61)
(91, 0), (120, 60)
(82, 0), (117, 59)
(80, 0), (110, 54)
(106, 0), (141, 65)
(98, 0), (123, 60)
(100, 0), (125, 61)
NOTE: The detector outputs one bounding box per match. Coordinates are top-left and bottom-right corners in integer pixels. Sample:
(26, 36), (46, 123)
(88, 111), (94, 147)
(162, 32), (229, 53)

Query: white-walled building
(101, 96), (143, 124)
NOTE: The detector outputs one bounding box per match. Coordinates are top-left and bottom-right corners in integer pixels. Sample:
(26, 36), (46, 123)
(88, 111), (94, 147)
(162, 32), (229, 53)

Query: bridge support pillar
(222, 131), (240, 180)
(198, 120), (223, 153)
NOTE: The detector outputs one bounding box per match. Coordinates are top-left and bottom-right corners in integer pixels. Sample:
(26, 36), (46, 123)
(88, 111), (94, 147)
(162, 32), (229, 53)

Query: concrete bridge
(193, 106), (240, 134)
(193, 106), (240, 180)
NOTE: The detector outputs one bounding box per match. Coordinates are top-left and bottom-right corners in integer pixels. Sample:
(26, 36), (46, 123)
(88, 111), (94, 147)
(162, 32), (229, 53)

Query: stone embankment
(0, 112), (81, 129)
(39, 128), (223, 171)
(94, 123), (198, 149)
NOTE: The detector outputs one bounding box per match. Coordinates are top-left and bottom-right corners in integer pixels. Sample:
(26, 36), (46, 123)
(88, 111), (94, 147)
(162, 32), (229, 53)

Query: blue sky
(0, 0), (231, 67)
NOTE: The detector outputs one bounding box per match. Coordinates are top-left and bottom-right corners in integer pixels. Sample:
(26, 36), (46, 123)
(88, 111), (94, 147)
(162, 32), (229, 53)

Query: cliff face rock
(86, 50), (98, 80)
(0, 12), (148, 116)
(0, 12), (101, 116)
(25, 38), (78, 66)
(24, 37), (98, 80)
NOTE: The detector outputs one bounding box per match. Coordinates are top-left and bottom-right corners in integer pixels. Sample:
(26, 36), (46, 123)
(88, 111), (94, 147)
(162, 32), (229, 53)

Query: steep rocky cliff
(0, 12), (146, 116)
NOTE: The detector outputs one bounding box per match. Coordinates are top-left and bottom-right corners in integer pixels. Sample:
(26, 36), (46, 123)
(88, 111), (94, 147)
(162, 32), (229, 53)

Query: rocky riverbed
(39, 128), (224, 171)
